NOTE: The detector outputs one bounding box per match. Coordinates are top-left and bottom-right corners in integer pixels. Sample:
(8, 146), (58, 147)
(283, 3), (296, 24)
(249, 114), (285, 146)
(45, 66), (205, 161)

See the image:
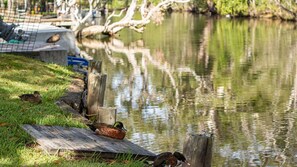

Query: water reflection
(78, 13), (297, 166)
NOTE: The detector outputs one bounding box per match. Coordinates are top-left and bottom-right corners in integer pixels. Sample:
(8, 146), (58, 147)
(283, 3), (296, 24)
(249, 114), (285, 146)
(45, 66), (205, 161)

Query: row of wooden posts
(83, 60), (213, 167)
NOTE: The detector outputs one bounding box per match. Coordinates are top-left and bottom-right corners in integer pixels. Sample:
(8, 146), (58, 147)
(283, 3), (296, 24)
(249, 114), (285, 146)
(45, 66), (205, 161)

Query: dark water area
(78, 13), (297, 166)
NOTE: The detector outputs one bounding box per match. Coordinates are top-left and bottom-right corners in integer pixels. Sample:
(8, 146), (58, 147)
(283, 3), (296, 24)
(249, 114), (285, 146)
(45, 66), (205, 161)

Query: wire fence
(0, 9), (40, 52)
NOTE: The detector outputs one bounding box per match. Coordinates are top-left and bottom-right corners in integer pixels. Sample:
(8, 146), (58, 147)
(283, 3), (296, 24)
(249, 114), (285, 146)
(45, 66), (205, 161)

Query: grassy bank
(0, 54), (144, 166)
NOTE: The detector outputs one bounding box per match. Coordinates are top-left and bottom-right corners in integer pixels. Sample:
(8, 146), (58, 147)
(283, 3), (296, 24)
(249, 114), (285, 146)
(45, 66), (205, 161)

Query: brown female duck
(88, 121), (127, 140)
(19, 91), (42, 104)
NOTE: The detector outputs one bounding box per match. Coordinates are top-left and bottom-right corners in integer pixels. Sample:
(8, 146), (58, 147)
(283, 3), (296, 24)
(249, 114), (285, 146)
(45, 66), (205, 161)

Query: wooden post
(86, 60), (116, 125)
(182, 133), (213, 167)
(88, 60), (102, 74)
(87, 72), (107, 114)
(95, 107), (117, 124)
(87, 60), (104, 114)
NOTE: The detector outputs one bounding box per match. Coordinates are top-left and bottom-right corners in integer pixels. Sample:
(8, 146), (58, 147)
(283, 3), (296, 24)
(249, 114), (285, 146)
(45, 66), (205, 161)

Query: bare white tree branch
(102, 0), (190, 35)
(104, 8), (126, 27)
(58, 0), (190, 37)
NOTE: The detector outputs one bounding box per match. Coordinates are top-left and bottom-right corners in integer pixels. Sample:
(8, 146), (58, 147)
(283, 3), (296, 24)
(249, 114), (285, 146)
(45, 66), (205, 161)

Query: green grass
(0, 54), (145, 166)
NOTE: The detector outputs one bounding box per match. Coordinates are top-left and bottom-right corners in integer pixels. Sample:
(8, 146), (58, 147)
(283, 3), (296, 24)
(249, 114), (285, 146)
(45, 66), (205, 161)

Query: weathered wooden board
(22, 124), (156, 160)
(87, 73), (107, 114)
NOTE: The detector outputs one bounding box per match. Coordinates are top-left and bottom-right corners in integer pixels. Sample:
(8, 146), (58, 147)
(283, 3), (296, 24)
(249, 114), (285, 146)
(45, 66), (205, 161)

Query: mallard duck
(46, 34), (60, 45)
(88, 121), (127, 140)
(19, 91), (42, 104)
(153, 151), (190, 167)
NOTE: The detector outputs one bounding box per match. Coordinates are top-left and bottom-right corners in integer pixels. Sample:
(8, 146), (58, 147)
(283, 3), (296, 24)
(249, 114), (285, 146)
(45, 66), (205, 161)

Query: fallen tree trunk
(79, 25), (106, 38)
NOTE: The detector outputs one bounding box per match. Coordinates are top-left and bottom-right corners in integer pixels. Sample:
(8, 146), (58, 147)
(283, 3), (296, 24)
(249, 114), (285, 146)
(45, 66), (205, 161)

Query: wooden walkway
(22, 124), (156, 160)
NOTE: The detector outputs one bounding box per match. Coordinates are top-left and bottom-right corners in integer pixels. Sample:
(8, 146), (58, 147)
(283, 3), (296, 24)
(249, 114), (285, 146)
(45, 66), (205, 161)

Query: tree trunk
(77, 25), (106, 38)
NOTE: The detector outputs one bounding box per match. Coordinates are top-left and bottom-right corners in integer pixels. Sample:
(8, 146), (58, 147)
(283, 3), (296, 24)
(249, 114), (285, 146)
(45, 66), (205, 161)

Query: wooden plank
(21, 124), (57, 153)
(29, 125), (76, 150)
(22, 124), (156, 160)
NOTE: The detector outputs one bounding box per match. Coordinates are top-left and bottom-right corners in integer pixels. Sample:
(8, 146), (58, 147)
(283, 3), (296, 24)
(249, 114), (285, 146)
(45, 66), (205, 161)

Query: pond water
(78, 13), (297, 166)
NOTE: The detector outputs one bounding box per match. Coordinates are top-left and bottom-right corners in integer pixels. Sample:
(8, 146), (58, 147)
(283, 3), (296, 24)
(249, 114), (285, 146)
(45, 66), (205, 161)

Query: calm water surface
(79, 13), (297, 166)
